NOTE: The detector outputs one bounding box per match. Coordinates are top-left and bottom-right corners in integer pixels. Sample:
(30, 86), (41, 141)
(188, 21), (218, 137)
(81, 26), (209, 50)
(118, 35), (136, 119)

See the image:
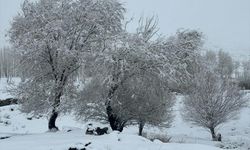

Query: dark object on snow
(85, 142), (91, 147)
(68, 148), (86, 150)
(85, 123), (109, 135)
(95, 127), (108, 135)
(0, 136), (10, 140)
(0, 98), (18, 107)
(85, 128), (95, 135)
(85, 123), (95, 135)
(67, 129), (72, 132)
(27, 117), (32, 120)
(68, 142), (91, 150)
(217, 133), (222, 141)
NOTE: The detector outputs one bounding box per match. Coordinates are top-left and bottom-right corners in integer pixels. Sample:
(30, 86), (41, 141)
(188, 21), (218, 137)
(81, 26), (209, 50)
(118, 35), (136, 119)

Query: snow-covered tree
(167, 29), (203, 93)
(182, 65), (246, 141)
(217, 50), (233, 79)
(204, 50), (235, 80)
(204, 50), (217, 69)
(8, 0), (124, 131)
(119, 73), (174, 136)
(75, 17), (203, 132)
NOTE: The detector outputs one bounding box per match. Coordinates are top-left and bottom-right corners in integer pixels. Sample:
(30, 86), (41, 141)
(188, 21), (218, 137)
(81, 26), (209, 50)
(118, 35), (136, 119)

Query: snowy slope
(0, 129), (223, 150)
(0, 78), (11, 99)
(167, 94), (250, 149)
(0, 104), (224, 150)
(0, 78), (249, 150)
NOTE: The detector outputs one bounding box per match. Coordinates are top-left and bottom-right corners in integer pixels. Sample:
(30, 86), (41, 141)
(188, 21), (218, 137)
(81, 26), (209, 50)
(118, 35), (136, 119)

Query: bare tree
(182, 66), (246, 141)
(8, 0), (124, 131)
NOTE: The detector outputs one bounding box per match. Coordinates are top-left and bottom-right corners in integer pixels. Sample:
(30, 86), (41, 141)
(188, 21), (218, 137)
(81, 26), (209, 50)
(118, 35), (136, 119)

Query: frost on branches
(8, 0), (205, 134)
(182, 64), (247, 141)
(75, 17), (203, 134)
(8, 0), (124, 131)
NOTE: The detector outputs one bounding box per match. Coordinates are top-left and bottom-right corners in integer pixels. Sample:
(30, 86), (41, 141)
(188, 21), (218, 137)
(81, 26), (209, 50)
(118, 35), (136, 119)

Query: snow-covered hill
(0, 78), (249, 150)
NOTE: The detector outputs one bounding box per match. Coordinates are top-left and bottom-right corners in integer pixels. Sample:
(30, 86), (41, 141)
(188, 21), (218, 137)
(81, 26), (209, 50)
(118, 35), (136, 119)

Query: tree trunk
(210, 127), (217, 141)
(106, 103), (124, 132)
(106, 83), (125, 132)
(138, 121), (145, 136)
(0, 98), (18, 107)
(48, 87), (63, 131)
(48, 109), (58, 131)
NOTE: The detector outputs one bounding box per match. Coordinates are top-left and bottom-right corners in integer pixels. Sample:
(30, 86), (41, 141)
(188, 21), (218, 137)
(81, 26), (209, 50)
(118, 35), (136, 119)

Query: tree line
(0, 47), (19, 79)
(5, 0), (248, 141)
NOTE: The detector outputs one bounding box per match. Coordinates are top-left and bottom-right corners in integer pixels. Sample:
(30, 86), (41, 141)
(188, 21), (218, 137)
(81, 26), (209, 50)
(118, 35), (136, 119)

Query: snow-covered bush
(142, 132), (172, 143)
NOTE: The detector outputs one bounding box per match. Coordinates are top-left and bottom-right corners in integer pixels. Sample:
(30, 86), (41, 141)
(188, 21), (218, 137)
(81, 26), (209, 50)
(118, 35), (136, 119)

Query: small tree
(121, 74), (174, 136)
(182, 66), (246, 141)
(8, 0), (124, 131)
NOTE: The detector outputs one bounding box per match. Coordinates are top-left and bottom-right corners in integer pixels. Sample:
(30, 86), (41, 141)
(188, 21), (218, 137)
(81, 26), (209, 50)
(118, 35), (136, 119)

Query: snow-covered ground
(0, 78), (12, 99)
(167, 93), (250, 149)
(0, 78), (249, 150)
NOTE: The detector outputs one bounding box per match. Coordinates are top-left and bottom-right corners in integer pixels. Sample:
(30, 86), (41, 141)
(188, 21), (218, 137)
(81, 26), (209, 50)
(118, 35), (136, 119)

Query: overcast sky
(0, 0), (250, 58)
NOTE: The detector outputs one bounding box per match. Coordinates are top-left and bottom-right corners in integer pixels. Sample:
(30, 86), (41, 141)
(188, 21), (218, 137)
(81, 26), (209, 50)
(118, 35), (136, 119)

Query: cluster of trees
(203, 50), (250, 90)
(0, 47), (19, 79)
(238, 60), (250, 89)
(7, 0), (247, 140)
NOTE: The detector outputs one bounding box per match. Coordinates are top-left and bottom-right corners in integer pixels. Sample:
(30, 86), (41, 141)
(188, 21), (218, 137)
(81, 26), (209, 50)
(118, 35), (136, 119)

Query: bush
(142, 132), (171, 143)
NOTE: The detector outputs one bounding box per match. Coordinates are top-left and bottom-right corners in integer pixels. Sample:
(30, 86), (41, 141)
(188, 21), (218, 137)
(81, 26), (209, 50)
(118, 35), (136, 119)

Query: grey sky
(1, 0), (250, 58)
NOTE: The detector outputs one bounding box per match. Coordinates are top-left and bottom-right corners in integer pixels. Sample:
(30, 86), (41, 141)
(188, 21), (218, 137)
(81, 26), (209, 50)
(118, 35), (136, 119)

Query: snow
(0, 78), (21, 99)
(0, 129), (222, 150)
(0, 78), (249, 150)
(167, 94), (250, 149)
(0, 78), (11, 99)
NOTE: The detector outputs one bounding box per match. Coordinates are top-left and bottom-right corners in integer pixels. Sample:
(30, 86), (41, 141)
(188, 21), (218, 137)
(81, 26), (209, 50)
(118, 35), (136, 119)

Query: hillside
(0, 78), (249, 150)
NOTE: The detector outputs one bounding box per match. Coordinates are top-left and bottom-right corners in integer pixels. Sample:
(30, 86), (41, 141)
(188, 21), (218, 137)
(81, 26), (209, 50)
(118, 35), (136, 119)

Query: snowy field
(0, 78), (250, 150)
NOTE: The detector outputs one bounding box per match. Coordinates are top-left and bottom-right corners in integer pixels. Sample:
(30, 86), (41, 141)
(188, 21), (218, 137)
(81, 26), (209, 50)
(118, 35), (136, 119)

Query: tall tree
(8, 0), (124, 131)
(75, 17), (203, 132)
